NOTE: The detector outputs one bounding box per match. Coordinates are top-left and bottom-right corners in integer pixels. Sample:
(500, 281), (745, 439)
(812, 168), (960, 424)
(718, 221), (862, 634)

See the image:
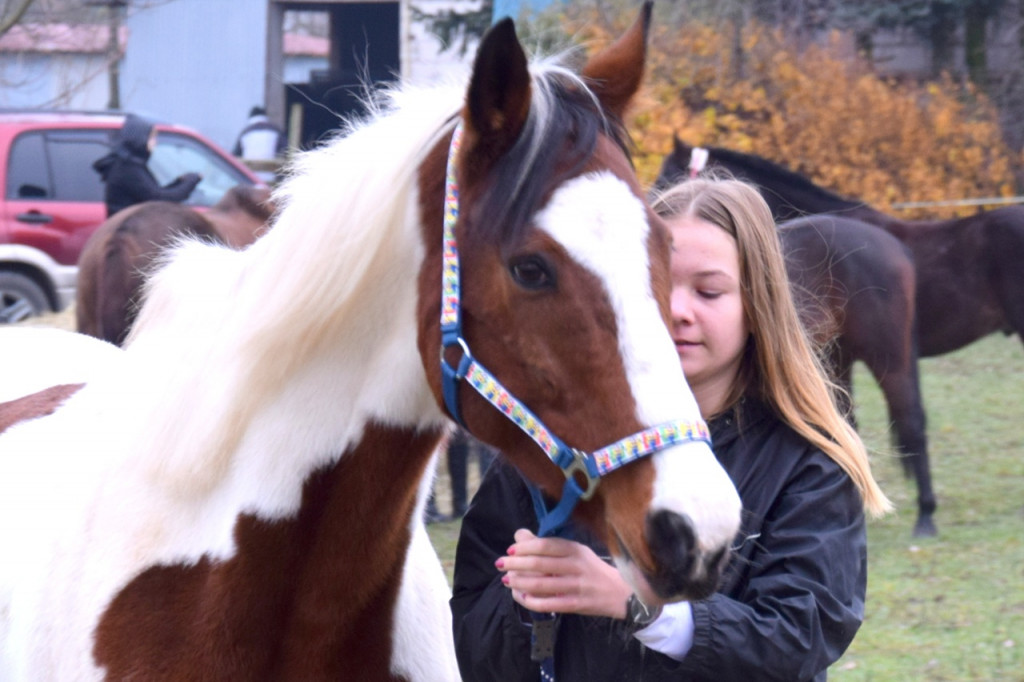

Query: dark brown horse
(76, 185), (274, 345)
(779, 216), (932, 536)
(658, 138), (1024, 357)
(657, 142), (938, 536)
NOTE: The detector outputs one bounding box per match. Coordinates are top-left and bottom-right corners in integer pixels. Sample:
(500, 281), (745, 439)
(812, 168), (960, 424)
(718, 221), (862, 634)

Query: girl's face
(668, 215), (749, 417)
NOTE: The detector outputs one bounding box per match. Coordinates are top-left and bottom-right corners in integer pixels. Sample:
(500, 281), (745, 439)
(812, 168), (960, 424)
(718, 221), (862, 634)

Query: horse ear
(581, 1), (652, 120)
(673, 134), (686, 155)
(463, 18), (532, 160)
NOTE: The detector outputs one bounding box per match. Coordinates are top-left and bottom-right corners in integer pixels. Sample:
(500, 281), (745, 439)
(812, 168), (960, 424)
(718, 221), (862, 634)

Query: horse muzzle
(615, 508), (734, 604)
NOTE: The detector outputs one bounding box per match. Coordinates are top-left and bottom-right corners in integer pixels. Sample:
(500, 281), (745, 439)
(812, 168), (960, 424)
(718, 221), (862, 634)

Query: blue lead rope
(525, 483), (566, 680)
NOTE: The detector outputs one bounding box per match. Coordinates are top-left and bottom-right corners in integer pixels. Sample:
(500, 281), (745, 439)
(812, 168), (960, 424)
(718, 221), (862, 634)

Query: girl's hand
(494, 528), (633, 619)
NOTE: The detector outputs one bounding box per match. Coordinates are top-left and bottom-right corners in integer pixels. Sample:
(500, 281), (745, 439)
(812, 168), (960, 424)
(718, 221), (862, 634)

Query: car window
(150, 132), (253, 206)
(6, 132), (51, 199)
(6, 129), (112, 202)
(46, 129), (112, 202)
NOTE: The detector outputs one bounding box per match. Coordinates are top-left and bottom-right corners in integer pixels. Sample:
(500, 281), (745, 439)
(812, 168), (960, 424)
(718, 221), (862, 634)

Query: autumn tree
(548, 0), (1017, 218)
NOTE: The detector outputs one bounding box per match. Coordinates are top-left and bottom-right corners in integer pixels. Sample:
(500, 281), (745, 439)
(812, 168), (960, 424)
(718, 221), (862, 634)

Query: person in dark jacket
(93, 114), (201, 217)
(451, 177), (891, 682)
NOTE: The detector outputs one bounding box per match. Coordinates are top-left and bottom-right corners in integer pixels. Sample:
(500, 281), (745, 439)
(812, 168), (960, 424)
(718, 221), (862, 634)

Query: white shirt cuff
(631, 601), (694, 661)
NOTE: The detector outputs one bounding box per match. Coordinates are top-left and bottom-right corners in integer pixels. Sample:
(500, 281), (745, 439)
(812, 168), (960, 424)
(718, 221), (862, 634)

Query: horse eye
(509, 256), (555, 290)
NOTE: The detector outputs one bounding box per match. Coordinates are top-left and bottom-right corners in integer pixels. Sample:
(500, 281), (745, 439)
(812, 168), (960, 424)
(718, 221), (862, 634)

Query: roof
(0, 109), (127, 124)
(0, 23), (328, 58)
(282, 33), (329, 57)
(0, 23), (127, 55)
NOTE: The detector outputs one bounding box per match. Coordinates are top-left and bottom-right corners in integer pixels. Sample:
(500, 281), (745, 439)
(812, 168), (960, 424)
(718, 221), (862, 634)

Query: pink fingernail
(494, 558), (505, 569)
(507, 546), (516, 556)
(501, 575), (510, 585)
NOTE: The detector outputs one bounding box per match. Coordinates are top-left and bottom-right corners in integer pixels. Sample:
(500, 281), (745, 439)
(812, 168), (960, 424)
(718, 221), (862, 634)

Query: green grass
(429, 334), (1024, 681)
(832, 334), (1024, 681)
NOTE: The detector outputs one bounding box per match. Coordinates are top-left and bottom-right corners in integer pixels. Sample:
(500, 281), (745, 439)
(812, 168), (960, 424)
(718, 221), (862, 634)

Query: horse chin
(610, 516), (729, 605)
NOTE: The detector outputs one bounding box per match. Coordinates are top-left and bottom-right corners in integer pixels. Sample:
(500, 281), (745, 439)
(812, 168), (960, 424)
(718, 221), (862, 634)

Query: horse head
(417, 5), (741, 603)
(205, 184), (275, 248)
(652, 135), (702, 194)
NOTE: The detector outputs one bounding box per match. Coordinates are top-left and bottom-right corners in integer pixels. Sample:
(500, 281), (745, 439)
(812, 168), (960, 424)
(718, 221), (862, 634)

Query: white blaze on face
(534, 172), (741, 555)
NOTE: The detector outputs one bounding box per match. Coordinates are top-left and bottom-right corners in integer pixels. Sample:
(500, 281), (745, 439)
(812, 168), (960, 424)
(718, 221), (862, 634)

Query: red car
(0, 111), (263, 322)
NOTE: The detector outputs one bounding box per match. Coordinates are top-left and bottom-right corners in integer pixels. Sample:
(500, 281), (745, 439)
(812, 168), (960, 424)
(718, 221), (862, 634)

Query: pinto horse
(76, 185), (274, 346)
(0, 9), (741, 680)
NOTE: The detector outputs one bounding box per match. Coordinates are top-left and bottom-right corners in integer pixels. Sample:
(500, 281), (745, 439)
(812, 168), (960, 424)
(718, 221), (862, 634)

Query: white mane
(123, 82), (467, 497)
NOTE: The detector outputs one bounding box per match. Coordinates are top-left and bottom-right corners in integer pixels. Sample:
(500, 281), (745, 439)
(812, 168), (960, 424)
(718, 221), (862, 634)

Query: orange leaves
(563, 7), (1018, 217)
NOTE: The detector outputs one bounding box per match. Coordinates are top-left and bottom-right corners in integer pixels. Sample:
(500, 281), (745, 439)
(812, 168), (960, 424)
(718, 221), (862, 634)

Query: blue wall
(121, 0), (268, 151)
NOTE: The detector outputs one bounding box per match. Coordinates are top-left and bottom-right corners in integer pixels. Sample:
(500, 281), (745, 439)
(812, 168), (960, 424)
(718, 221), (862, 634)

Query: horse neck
(125, 99), (458, 498)
(710, 149), (893, 224)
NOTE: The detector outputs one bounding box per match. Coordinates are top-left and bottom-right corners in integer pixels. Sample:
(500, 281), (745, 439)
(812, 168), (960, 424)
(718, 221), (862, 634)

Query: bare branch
(0, 0), (38, 36)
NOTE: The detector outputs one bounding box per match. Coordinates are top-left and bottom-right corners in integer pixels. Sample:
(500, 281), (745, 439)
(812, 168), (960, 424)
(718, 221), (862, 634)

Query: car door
(2, 128), (110, 266)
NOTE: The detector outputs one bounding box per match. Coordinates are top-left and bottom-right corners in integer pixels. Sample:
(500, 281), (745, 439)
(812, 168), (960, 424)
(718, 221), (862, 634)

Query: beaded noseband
(438, 122), (711, 535)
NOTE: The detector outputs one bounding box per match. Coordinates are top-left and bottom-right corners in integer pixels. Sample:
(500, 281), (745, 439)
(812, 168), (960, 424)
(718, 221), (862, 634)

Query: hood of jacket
(93, 114), (155, 179)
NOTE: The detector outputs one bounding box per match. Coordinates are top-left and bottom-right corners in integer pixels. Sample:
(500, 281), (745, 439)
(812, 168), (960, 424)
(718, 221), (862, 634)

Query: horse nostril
(645, 509), (730, 601)
(647, 509), (696, 582)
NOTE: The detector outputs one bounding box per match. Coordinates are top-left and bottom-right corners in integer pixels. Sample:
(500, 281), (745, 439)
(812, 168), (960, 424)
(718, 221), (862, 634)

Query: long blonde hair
(650, 177), (891, 516)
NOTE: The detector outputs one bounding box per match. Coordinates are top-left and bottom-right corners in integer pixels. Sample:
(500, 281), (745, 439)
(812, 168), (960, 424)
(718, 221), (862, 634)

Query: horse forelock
(467, 60), (631, 249)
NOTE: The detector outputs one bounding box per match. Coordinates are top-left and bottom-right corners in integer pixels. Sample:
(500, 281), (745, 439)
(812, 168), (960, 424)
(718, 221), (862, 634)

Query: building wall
(123, 0), (471, 150)
(0, 52), (111, 109)
(405, 0), (477, 86)
(0, 0), (475, 151)
(121, 0), (268, 151)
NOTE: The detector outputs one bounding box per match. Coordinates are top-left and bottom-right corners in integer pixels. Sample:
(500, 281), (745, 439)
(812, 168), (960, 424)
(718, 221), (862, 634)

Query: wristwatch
(624, 593), (662, 631)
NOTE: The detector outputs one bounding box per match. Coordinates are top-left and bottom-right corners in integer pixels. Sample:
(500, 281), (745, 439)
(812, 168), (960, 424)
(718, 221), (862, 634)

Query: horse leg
(831, 360), (856, 425)
(873, 359), (936, 537)
(991, 229), (1024, 348)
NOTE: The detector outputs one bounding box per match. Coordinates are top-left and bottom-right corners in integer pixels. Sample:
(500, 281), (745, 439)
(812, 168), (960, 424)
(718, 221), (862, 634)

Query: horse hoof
(912, 518), (937, 538)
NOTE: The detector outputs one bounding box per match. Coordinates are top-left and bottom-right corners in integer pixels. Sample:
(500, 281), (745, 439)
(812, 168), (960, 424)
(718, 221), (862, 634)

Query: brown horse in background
(660, 138), (1024, 358)
(778, 216), (932, 536)
(76, 185), (274, 345)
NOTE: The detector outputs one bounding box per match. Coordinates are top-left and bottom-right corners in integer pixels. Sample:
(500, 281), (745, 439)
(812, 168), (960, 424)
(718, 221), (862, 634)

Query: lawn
(830, 333), (1023, 681)
(429, 333), (1024, 681)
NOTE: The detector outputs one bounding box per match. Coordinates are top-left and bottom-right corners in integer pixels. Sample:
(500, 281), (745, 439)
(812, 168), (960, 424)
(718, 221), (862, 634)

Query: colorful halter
(439, 122), (711, 536)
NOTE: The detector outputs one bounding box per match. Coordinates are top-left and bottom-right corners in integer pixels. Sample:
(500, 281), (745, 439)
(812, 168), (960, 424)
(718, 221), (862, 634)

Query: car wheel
(0, 271), (50, 323)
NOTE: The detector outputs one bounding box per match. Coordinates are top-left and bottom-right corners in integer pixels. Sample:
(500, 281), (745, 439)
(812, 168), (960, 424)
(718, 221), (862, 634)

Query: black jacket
(93, 115), (201, 217)
(451, 398), (867, 681)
